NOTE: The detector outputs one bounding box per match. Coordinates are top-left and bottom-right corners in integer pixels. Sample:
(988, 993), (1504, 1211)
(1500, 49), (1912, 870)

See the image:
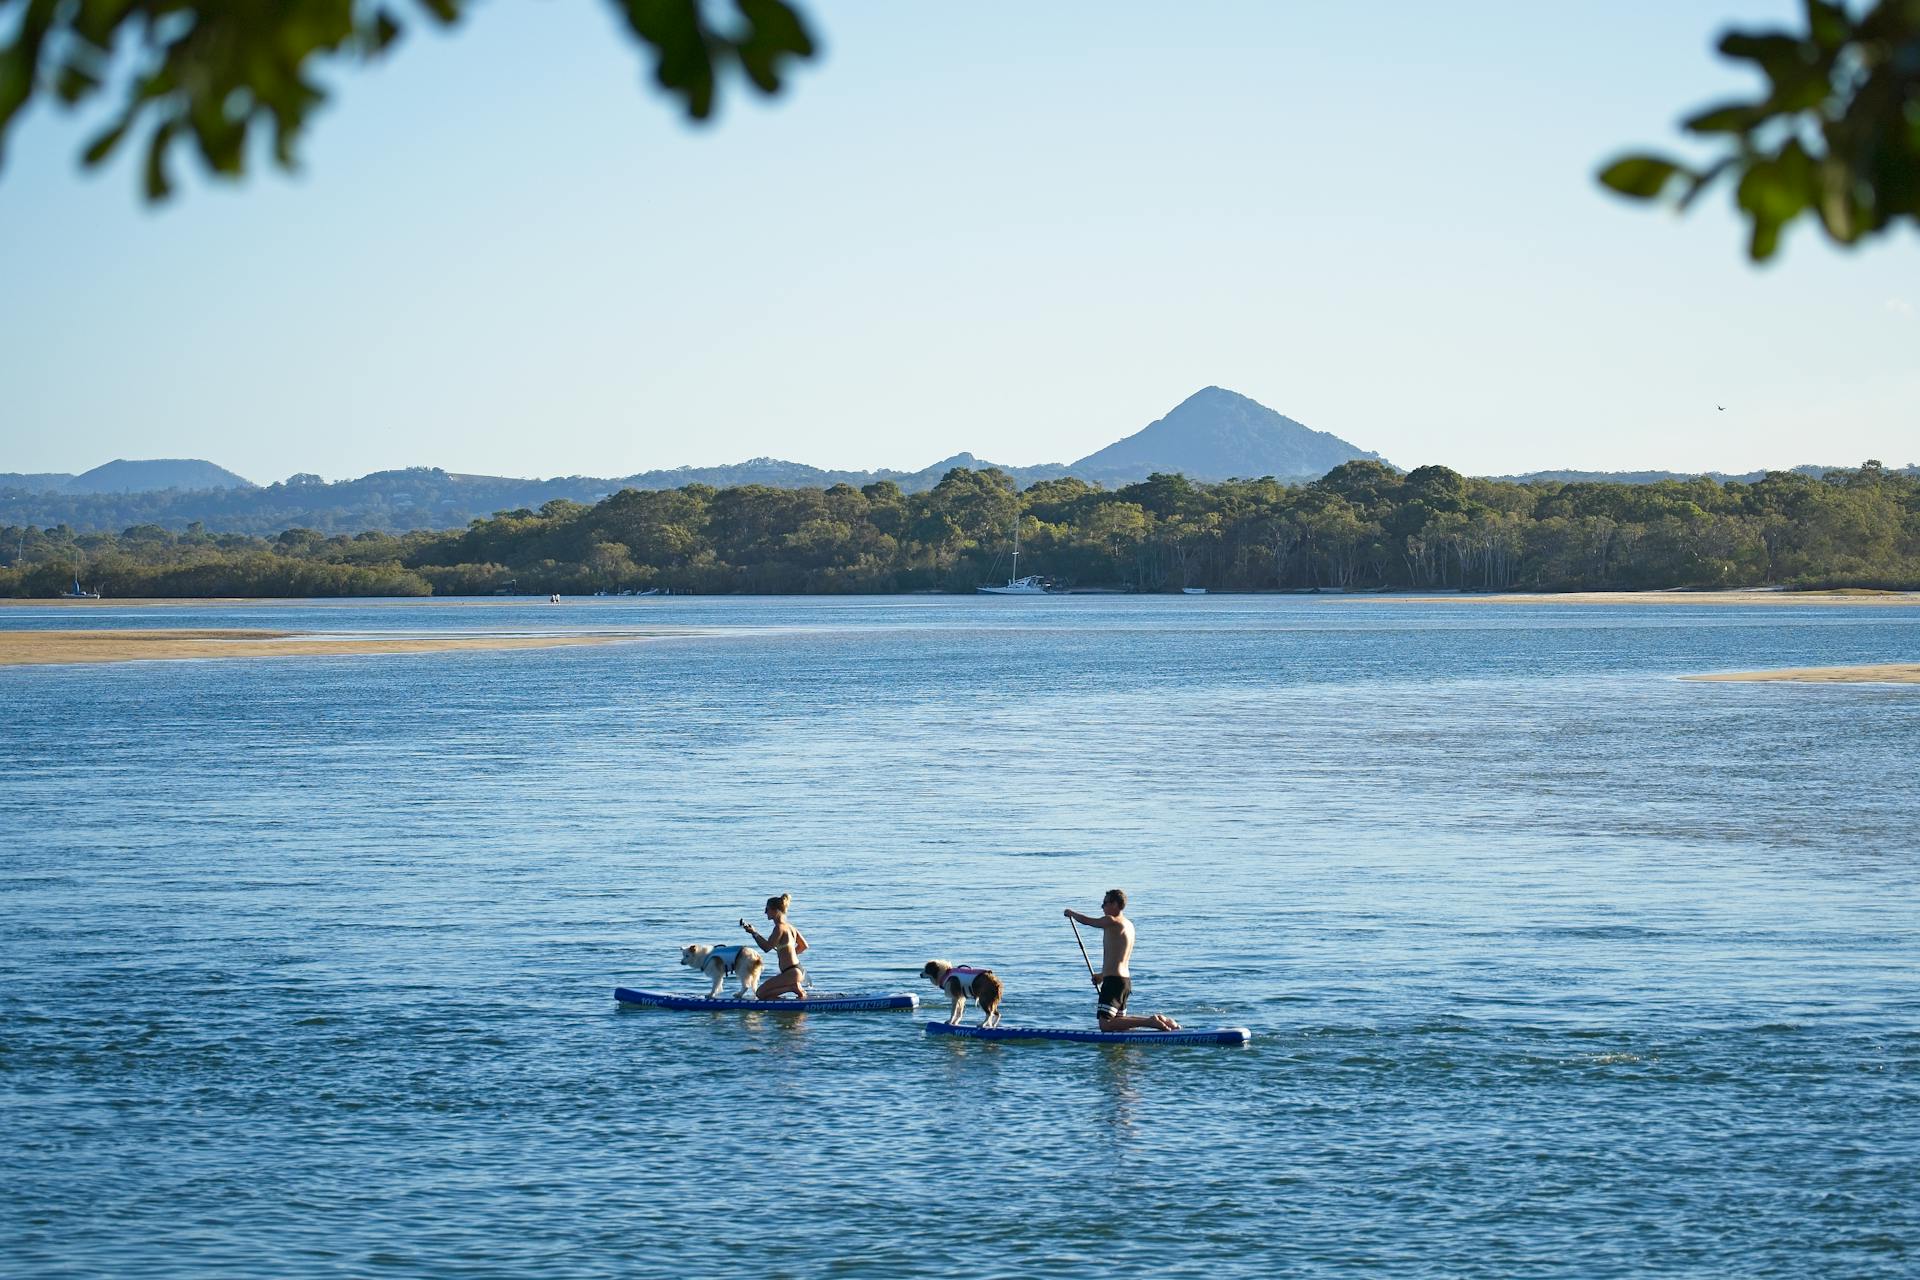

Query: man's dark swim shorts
(1097, 974), (1131, 1019)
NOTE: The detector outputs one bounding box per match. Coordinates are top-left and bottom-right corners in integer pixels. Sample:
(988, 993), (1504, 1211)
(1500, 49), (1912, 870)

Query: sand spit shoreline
(1379, 590), (1919, 606)
(1683, 663), (1920, 685)
(0, 629), (660, 667)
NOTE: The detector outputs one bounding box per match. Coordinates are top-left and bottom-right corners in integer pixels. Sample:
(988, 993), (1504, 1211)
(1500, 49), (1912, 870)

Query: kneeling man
(1064, 889), (1180, 1032)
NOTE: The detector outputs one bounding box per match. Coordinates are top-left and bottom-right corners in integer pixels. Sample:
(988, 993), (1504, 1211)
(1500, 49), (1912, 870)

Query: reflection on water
(1093, 1046), (1147, 1142)
(3, 597), (1917, 1277)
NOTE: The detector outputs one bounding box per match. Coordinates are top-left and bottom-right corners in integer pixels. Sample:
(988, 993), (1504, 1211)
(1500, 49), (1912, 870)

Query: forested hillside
(4, 461), (1916, 598)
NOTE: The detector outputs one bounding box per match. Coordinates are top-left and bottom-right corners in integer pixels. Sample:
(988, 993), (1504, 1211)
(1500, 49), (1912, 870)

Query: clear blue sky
(1, 1), (1913, 482)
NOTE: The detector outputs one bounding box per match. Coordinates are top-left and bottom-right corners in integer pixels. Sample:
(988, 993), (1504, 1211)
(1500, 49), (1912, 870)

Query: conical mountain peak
(1070, 387), (1385, 483)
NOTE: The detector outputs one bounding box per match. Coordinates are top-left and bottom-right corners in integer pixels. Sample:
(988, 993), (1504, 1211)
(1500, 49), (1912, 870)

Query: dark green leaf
(734, 0), (815, 92)
(618, 0), (720, 120)
(1815, 156), (1859, 239)
(1737, 154), (1811, 259)
(1804, 0), (1852, 50)
(370, 10), (403, 52)
(1682, 102), (1760, 135)
(1777, 138), (1815, 190)
(55, 62), (101, 104)
(1598, 154), (1685, 199)
(0, 46), (38, 136)
(81, 117), (132, 166)
(1718, 32), (1803, 67)
(1720, 30), (1826, 103)
(144, 119), (178, 201)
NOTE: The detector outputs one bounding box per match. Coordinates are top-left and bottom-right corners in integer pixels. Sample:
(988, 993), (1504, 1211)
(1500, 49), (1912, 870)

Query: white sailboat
(976, 521), (1049, 595)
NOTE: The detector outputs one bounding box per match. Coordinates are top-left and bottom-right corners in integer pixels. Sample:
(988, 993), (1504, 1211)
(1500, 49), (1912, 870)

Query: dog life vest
(707, 946), (750, 971)
(945, 966), (992, 993)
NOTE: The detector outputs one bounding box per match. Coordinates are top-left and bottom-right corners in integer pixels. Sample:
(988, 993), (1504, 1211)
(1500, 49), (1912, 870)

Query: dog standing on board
(920, 960), (1004, 1027)
(680, 944), (764, 999)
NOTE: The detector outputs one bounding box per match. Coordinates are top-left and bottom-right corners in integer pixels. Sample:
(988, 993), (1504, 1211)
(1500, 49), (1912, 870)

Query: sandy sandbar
(1683, 663), (1920, 685)
(0, 629), (647, 667)
(1384, 590), (1919, 606)
(0, 597), (575, 608)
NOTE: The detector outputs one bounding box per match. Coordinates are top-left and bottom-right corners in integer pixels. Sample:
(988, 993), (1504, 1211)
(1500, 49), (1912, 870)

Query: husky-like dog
(681, 944), (764, 999)
(920, 960), (1003, 1027)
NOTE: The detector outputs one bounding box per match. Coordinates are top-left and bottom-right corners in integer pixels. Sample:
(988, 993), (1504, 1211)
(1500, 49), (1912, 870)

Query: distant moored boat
(978, 575), (1050, 596)
(977, 522), (1052, 595)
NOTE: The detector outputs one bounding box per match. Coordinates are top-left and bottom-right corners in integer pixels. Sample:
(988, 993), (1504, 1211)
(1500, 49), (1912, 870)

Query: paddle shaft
(1068, 918), (1098, 985)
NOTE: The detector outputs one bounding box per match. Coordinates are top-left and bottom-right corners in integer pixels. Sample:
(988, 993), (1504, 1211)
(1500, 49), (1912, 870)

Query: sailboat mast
(1011, 520), (1019, 580)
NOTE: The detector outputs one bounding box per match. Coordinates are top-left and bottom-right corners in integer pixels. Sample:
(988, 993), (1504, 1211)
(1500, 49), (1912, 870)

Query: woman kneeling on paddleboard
(740, 893), (809, 999)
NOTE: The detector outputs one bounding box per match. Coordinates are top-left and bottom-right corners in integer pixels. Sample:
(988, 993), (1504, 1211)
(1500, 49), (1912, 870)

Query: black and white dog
(920, 960), (1004, 1027)
(681, 944), (764, 999)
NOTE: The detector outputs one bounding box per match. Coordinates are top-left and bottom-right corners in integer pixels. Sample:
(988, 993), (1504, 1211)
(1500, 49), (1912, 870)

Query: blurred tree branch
(0, 0), (814, 199)
(3, 0), (1914, 267)
(1599, 0), (1920, 259)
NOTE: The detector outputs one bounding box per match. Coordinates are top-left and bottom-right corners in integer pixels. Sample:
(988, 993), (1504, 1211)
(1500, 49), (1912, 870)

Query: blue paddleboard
(924, 1021), (1251, 1045)
(615, 987), (918, 1012)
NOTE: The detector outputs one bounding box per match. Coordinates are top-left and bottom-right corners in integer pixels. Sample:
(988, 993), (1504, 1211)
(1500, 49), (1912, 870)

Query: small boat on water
(62, 578), (101, 599)
(615, 987), (918, 1013)
(925, 1021), (1251, 1045)
(1181, 587), (1207, 595)
(977, 523), (1051, 595)
(978, 575), (1049, 596)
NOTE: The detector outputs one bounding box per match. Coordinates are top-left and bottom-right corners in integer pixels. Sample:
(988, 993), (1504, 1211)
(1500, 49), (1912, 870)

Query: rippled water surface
(4, 597), (1918, 1276)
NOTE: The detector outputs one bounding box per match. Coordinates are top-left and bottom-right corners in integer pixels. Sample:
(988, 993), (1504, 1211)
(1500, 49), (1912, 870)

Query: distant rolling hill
(1070, 386), (1385, 483)
(0, 472), (75, 493)
(2, 387), (1381, 533)
(63, 458), (256, 494)
(13, 392), (1900, 537)
(613, 452), (1071, 493)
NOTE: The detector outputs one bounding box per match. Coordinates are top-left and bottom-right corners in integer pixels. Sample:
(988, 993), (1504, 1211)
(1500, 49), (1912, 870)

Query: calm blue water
(4, 597), (1918, 1277)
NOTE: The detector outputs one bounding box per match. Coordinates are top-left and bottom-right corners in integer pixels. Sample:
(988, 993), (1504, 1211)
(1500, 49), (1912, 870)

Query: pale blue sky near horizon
(1, 0), (1914, 484)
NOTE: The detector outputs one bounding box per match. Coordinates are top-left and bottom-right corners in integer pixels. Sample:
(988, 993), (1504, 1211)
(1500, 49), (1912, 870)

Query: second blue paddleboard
(616, 987), (919, 1012)
(924, 1021), (1251, 1045)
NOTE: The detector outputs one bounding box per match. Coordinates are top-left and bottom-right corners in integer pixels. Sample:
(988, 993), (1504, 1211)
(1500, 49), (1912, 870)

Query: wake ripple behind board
(924, 1021), (1252, 1045)
(614, 987), (919, 1012)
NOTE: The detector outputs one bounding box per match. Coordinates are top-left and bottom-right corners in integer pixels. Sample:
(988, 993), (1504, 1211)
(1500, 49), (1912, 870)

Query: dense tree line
(4, 462), (1917, 598)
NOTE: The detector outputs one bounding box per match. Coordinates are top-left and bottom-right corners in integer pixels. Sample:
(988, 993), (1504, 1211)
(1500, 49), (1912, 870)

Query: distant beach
(0, 628), (649, 666)
(1382, 589), (1920, 607)
(1684, 663), (1920, 685)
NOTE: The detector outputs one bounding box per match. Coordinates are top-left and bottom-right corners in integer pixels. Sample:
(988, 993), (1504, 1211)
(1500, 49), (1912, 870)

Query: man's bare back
(1102, 913), (1135, 978)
